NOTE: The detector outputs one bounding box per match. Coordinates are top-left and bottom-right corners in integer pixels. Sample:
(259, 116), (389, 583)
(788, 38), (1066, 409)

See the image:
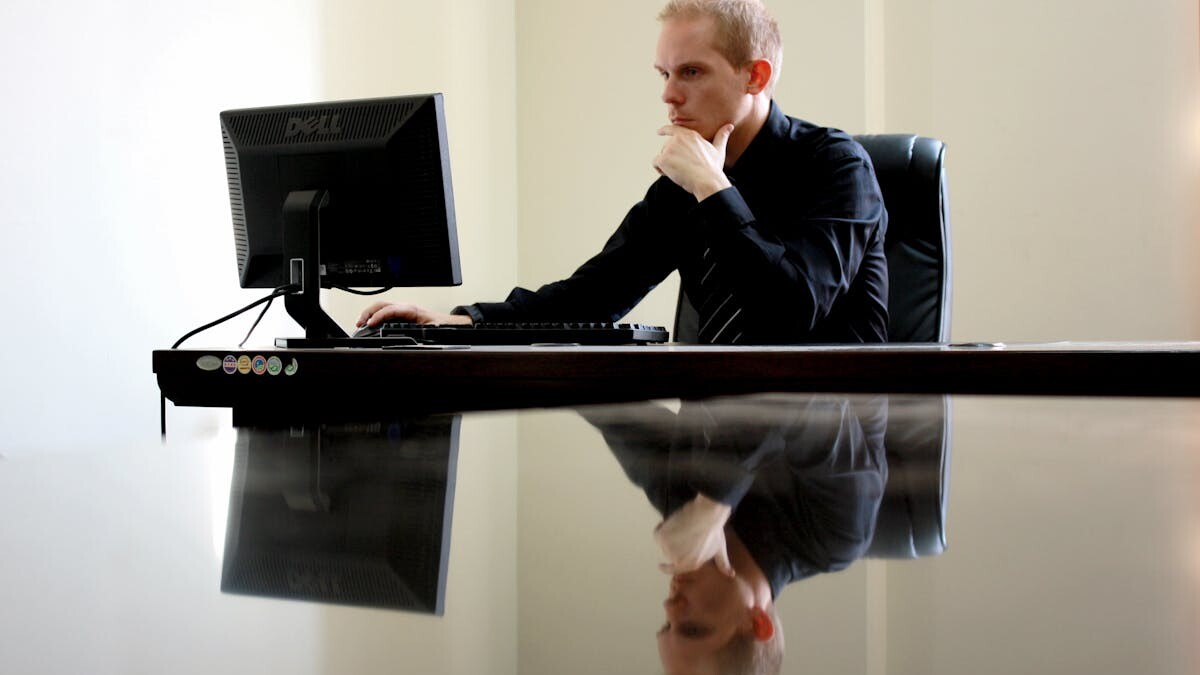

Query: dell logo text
(285, 115), (343, 138)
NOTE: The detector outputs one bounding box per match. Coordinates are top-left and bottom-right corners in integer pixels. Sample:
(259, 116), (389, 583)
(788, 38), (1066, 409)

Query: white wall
(0, 0), (518, 455)
(885, 0), (1200, 340)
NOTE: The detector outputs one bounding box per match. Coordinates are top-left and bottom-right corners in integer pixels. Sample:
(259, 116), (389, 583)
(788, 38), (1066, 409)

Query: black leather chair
(673, 134), (951, 344)
(855, 134), (952, 343)
(853, 137), (953, 559)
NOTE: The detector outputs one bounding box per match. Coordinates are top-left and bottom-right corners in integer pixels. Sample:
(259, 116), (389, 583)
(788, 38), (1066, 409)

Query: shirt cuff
(694, 186), (755, 234)
(450, 304), (486, 323)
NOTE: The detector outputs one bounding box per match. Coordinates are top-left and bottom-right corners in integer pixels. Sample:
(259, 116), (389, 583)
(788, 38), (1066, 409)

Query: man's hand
(356, 301), (472, 328)
(654, 493), (735, 577)
(653, 124), (734, 201)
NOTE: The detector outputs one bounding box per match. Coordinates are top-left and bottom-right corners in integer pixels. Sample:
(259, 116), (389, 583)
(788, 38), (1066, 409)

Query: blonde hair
(658, 0), (783, 91)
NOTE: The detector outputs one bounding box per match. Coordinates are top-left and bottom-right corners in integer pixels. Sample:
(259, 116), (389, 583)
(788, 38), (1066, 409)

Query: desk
(8, 344), (1196, 673)
(154, 342), (1200, 417)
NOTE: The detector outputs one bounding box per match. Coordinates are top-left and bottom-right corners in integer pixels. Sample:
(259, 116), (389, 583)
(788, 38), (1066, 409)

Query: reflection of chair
(673, 134), (951, 343)
(852, 137), (953, 557)
(854, 134), (952, 343)
(867, 395), (950, 558)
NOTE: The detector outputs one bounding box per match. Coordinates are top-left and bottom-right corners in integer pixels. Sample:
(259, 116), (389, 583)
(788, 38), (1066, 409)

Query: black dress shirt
(454, 101), (889, 344)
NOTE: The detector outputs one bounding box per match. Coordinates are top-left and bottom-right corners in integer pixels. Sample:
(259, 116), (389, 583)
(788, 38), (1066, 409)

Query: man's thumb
(715, 546), (736, 578)
(713, 124), (735, 152)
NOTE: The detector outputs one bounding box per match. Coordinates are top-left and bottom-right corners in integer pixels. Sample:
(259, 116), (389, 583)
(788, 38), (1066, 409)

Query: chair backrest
(854, 134), (952, 342)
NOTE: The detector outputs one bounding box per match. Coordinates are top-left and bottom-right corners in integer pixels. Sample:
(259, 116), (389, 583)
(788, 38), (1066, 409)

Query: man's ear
(745, 59), (773, 95)
(749, 606), (775, 641)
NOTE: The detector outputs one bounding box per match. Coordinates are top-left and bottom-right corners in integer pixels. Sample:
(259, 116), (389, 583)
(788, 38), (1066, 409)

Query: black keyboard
(367, 321), (669, 346)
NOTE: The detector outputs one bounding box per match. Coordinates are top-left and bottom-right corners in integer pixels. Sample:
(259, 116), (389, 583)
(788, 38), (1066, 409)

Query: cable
(332, 285), (393, 296)
(238, 293), (277, 348)
(171, 285), (297, 349)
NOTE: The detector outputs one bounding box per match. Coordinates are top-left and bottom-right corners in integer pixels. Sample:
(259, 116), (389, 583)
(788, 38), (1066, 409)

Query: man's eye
(683, 68), (700, 77)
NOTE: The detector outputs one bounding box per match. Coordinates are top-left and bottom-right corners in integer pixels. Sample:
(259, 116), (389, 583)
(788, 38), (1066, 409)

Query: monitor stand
(278, 189), (350, 347)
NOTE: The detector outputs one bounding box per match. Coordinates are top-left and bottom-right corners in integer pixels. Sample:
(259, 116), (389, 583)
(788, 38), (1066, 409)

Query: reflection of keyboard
(369, 322), (669, 346)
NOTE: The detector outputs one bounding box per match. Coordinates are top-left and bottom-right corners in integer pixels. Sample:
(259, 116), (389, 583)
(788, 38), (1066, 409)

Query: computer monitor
(220, 94), (461, 343)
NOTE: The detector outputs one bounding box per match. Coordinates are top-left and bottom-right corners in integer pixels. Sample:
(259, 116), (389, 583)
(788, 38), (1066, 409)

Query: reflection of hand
(654, 493), (735, 577)
(356, 301), (472, 328)
(652, 124), (734, 201)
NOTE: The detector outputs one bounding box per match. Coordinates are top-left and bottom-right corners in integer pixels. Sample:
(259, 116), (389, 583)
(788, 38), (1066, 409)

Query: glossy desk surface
(3, 387), (1198, 674)
(154, 342), (1200, 416)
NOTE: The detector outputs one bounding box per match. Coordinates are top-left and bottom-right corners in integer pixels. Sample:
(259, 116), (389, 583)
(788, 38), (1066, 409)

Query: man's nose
(664, 592), (687, 620)
(662, 79), (683, 105)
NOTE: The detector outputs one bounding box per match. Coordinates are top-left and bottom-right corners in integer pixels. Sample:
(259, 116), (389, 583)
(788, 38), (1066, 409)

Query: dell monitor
(220, 94), (461, 346)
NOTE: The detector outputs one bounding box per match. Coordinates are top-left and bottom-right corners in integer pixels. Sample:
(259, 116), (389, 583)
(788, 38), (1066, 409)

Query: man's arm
(452, 188), (687, 323)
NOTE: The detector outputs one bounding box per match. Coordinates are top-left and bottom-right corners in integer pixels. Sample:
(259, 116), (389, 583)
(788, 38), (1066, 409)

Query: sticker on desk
(284, 358), (299, 376)
(195, 355), (222, 372)
(266, 356), (283, 376)
(251, 355), (268, 375)
(237, 355), (252, 374)
(222, 355), (238, 374)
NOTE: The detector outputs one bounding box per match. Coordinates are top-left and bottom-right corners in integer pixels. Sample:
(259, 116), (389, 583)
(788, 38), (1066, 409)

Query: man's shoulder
(777, 113), (871, 165)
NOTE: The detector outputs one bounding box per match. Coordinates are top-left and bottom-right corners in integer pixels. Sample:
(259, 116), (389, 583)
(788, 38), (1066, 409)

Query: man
(360, 0), (888, 345)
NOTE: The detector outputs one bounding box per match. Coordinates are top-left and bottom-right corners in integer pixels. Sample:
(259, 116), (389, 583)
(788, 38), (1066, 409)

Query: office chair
(856, 135), (953, 559)
(672, 134), (952, 344)
(855, 134), (952, 343)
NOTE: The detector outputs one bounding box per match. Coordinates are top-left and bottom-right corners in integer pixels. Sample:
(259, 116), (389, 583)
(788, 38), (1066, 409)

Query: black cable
(162, 285), (298, 438)
(332, 285), (393, 296)
(238, 293), (277, 348)
(171, 285), (297, 349)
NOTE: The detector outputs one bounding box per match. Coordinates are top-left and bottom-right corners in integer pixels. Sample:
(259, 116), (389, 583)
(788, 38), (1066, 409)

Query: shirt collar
(728, 99), (788, 179)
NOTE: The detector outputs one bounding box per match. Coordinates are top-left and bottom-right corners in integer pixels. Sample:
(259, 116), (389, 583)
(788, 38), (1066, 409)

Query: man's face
(655, 15), (753, 142)
(657, 561), (754, 674)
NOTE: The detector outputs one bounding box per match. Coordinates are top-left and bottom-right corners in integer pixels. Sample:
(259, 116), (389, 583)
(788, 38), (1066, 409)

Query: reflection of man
(583, 395), (888, 675)
(359, 0), (888, 345)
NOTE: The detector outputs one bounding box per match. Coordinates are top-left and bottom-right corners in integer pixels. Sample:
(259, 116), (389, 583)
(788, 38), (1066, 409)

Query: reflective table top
(1, 393), (1197, 674)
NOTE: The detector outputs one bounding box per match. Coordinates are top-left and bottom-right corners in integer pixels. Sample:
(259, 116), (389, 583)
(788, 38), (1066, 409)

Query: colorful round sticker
(222, 355), (238, 374)
(236, 355), (252, 374)
(251, 355), (267, 375)
(284, 358), (299, 376)
(266, 356), (283, 376)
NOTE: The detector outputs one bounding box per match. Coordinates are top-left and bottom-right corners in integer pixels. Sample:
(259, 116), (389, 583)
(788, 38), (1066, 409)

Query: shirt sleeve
(452, 182), (687, 322)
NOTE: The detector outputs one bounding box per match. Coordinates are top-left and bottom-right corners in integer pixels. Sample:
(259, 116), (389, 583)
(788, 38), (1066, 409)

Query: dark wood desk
(154, 342), (1200, 417)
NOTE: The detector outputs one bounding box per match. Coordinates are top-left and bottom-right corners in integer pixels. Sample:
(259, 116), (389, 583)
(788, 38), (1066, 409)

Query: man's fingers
(357, 301), (389, 326)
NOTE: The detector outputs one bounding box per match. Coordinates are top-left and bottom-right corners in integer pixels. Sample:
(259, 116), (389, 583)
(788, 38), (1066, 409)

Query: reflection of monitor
(220, 94), (461, 344)
(221, 415), (460, 615)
